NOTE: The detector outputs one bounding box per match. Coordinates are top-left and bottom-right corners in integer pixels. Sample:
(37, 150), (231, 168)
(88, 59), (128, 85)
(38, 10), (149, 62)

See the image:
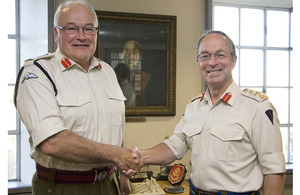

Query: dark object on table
(164, 186), (185, 194)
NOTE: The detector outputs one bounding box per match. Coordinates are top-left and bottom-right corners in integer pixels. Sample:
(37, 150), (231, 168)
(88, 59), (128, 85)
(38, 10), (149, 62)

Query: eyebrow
(65, 22), (95, 26)
(200, 49), (226, 54)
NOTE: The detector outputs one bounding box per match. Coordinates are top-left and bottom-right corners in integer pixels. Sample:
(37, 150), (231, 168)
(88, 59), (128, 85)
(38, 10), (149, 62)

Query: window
(7, 0), (20, 181)
(6, 0), (50, 184)
(212, 3), (293, 164)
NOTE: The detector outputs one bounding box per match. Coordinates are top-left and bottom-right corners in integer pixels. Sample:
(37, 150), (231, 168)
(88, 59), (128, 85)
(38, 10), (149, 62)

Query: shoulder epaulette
(24, 53), (54, 64)
(190, 93), (205, 103)
(241, 88), (268, 102)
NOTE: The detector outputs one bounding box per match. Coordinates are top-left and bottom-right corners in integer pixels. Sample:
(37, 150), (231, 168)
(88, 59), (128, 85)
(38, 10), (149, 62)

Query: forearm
(141, 142), (176, 165)
(263, 173), (286, 195)
(39, 130), (122, 165)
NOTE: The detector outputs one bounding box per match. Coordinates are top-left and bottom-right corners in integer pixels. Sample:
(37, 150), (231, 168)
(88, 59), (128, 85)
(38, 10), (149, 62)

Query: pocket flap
(105, 88), (126, 101)
(211, 126), (244, 141)
(183, 123), (204, 137)
(57, 92), (92, 107)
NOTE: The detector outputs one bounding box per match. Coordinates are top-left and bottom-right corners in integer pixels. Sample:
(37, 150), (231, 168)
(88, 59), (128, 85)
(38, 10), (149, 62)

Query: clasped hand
(117, 146), (143, 179)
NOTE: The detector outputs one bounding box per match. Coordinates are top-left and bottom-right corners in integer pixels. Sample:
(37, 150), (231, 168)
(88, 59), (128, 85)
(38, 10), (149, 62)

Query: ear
(53, 27), (59, 43)
(231, 55), (237, 70)
(196, 58), (202, 67)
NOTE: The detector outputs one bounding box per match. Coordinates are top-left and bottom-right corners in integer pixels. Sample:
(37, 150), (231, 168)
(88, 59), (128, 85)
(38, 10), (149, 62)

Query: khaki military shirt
(164, 81), (285, 192)
(16, 48), (126, 171)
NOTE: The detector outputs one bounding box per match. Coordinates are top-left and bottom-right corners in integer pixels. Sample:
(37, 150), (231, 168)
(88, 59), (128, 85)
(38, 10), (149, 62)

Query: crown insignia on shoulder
(242, 88), (268, 102)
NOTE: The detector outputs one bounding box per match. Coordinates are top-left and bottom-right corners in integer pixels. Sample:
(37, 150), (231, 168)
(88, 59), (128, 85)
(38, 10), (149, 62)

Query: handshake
(116, 146), (143, 179)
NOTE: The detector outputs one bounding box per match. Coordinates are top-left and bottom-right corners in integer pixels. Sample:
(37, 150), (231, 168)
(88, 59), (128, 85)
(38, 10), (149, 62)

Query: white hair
(53, 0), (98, 26)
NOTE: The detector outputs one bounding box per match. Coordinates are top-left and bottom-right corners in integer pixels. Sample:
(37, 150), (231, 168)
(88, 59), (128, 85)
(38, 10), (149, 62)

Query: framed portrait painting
(95, 11), (176, 116)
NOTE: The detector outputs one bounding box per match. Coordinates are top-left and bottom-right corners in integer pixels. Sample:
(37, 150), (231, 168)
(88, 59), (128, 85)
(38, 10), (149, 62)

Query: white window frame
(7, 0), (51, 189)
(7, 0), (21, 182)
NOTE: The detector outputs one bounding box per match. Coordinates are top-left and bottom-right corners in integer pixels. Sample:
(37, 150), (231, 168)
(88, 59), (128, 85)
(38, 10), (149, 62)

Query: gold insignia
(259, 93), (268, 99)
(242, 88), (268, 102)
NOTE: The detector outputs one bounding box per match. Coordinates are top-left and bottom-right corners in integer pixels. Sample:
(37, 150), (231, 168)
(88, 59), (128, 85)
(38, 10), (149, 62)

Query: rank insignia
(259, 93), (268, 99)
(61, 58), (72, 69)
(265, 109), (273, 124)
(200, 93), (205, 102)
(21, 72), (38, 83)
(222, 92), (232, 103)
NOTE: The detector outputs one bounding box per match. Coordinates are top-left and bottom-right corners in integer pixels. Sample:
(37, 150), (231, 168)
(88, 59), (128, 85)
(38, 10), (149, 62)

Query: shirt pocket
(210, 126), (244, 161)
(103, 89), (126, 147)
(183, 123), (204, 156)
(57, 92), (93, 134)
(104, 88), (126, 126)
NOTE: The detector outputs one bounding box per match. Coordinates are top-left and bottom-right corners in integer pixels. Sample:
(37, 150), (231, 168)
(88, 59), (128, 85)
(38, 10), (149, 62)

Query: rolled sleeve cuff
(31, 117), (66, 150)
(258, 152), (286, 174)
(163, 134), (188, 160)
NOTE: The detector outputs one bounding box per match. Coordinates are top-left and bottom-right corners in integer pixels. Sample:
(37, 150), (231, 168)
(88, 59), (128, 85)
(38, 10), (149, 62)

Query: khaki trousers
(32, 171), (120, 195)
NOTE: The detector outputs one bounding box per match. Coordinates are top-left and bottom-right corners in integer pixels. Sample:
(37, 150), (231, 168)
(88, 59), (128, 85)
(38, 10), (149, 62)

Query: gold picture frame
(95, 11), (176, 116)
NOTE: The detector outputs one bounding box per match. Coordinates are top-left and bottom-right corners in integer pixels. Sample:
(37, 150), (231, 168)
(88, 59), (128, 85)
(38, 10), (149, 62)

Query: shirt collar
(54, 48), (102, 72)
(203, 81), (239, 106)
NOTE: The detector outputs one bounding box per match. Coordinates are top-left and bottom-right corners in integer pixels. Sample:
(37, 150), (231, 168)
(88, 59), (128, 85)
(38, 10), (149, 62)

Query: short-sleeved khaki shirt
(16, 49), (126, 171)
(164, 81), (285, 192)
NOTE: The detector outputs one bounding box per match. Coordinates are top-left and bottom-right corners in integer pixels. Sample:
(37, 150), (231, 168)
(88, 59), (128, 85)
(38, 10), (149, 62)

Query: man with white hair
(14, 1), (141, 194)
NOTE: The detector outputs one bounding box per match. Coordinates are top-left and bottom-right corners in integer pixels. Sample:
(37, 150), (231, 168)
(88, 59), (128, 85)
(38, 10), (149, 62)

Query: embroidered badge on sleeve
(265, 109), (273, 125)
(21, 72), (38, 84)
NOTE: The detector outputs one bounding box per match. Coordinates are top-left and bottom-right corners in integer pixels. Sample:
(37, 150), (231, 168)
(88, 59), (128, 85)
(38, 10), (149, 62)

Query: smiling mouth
(207, 69), (222, 73)
(73, 44), (89, 47)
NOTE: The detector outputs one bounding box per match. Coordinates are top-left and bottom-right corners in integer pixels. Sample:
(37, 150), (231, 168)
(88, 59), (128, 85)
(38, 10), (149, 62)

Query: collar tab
(61, 58), (72, 69)
(221, 92), (232, 103)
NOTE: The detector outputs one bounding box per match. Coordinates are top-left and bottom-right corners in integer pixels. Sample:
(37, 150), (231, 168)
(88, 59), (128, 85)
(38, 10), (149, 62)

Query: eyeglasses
(56, 24), (98, 35)
(197, 52), (230, 61)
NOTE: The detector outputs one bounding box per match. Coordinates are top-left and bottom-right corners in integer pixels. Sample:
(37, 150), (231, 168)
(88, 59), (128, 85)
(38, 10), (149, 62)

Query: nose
(77, 28), (86, 39)
(208, 54), (217, 64)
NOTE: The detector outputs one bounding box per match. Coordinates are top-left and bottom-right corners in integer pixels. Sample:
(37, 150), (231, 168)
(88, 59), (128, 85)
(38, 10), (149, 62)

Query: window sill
(8, 181), (31, 194)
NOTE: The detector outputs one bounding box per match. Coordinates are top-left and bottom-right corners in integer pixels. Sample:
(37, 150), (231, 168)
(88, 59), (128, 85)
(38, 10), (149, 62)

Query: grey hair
(53, 0), (98, 26)
(196, 30), (236, 59)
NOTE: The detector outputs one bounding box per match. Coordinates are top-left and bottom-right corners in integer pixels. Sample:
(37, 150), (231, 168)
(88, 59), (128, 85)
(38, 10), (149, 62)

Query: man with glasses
(14, 0), (141, 194)
(132, 31), (286, 195)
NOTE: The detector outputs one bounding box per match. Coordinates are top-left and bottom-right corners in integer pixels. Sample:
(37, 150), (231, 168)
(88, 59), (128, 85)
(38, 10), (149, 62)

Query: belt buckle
(93, 170), (107, 184)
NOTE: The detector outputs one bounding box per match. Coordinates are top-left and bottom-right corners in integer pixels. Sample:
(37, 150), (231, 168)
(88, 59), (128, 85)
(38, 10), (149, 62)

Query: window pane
(7, 39), (17, 84)
(290, 126), (293, 163)
(7, 86), (17, 131)
(7, 0), (16, 35)
(267, 88), (289, 124)
(240, 49), (263, 86)
(214, 6), (239, 45)
(280, 127), (288, 163)
(266, 50), (289, 87)
(241, 8), (264, 46)
(290, 50), (294, 86)
(290, 87), (295, 124)
(267, 10), (289, 47)
(232, 50), (240, 84)
(8, 135), (17, 180)
(280, 126), (293, 163)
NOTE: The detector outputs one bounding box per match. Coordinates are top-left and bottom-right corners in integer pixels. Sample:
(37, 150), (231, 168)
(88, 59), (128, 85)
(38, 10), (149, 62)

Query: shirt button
(47, 188), (53, 193)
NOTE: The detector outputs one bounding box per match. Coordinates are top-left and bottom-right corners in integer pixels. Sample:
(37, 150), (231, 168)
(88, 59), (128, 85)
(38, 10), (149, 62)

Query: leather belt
(36, 163), (116, 184)
(190, 180), (259, 195)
